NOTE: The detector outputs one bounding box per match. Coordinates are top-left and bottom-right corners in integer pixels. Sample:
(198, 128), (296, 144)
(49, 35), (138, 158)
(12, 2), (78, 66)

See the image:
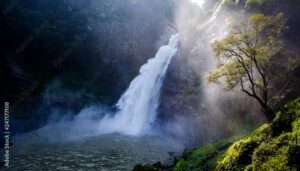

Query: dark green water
(7, 134), (183, 171)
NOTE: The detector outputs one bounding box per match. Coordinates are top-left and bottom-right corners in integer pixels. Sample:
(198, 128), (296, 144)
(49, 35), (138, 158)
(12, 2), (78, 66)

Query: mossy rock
(216, 137), (258, 170)
(136, 98), (300, 171)
(216, 98), (300, 171)
(173, 135), (245, 171)
(250, 139), (297, 171)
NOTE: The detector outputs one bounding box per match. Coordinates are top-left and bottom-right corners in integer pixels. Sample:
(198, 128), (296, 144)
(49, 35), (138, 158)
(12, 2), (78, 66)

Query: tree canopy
(207, 13), (300, 121)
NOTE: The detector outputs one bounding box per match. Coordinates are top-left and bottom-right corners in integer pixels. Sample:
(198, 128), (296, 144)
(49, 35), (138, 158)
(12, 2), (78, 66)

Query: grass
(173, 134), (247, 171)
(133, 98), (300, 171)
(217, 98), (300, 171)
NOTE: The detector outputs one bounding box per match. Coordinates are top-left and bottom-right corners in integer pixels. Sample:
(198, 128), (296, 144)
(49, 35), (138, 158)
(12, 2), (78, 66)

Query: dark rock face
(1, 0), (300, 138)
(250, 0), (300, 53)
(0, 0), (175, 134)
(0, 0), (174, 103)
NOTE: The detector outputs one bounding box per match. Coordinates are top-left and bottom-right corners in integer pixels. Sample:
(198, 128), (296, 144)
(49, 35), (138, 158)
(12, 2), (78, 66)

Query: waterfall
(198, 0), (226, 30)
(97, 34), (180, 136)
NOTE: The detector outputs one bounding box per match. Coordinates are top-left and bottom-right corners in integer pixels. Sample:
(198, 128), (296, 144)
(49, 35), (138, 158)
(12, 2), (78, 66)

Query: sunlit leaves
(249, 13), (272, 33)
(245, 0), (272, 8)
(208, 13), (287, 90)
(207, 13), (298, 119)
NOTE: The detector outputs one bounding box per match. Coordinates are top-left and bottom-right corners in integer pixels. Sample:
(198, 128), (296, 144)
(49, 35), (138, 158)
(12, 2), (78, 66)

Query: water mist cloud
(13, 0), (263, 147)
(190, 0), (205, 7)
(14, 34), (180, 143)
(158, 0), (264, 145)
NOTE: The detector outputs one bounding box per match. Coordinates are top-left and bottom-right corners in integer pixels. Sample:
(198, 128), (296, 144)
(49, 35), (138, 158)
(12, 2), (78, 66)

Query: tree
(207, 13), (300, 121)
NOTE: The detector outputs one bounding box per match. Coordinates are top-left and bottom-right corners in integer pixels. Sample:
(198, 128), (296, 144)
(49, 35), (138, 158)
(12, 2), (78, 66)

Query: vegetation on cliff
(133, 3), (300, 171)
(217, 97), (300, 170)
(245, 0), (272, 8)
(173, 134), (246, 171)
(142, 98), (299, 171)
(208, 13), (300, 121)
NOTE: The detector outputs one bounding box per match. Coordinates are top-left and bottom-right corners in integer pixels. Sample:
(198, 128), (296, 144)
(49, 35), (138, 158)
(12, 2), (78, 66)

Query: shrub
(217, 98), (300, 170)
(245, 0), (272, 8)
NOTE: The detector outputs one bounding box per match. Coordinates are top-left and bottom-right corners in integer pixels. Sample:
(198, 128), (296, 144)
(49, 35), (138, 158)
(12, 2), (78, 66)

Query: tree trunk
(263, 105), (276, 122)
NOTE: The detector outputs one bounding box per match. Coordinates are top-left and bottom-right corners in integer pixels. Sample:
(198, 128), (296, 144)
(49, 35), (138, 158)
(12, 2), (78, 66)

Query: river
(10, 134), (183, 170)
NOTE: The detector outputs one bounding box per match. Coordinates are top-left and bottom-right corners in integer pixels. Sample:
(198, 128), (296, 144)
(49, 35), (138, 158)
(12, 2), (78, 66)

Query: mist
(156, 0), (264, 145)
(3, 0), (300, 170)
(11, 0), (264, 147)
(13, 34), (180, 145)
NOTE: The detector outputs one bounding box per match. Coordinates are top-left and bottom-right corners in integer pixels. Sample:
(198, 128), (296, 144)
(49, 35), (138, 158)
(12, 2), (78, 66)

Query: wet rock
(152, 161), (162, 168)
(133, 164), (158, 171)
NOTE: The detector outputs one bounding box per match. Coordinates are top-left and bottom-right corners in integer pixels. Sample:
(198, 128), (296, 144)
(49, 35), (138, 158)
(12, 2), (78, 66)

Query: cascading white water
(198, 0), (226, 30)
(97, 34), (180, 136)
(34, 1), (229, 141)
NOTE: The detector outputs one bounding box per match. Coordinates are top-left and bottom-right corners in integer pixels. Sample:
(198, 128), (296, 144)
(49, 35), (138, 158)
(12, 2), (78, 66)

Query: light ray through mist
(190, 0), (205, 7)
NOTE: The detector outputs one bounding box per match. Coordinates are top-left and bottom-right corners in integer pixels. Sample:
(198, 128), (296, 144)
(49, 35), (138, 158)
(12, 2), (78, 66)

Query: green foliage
(245, 0), (272, 8)
(208, 12), (287, 92)
(217, 137), (259, 170)
(216, 98), (300, 170)
(173, 135), (246, 171)
(171, 98), (300, 171)
(208, 12), (299, 121)
(132, 83), (299, 171)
